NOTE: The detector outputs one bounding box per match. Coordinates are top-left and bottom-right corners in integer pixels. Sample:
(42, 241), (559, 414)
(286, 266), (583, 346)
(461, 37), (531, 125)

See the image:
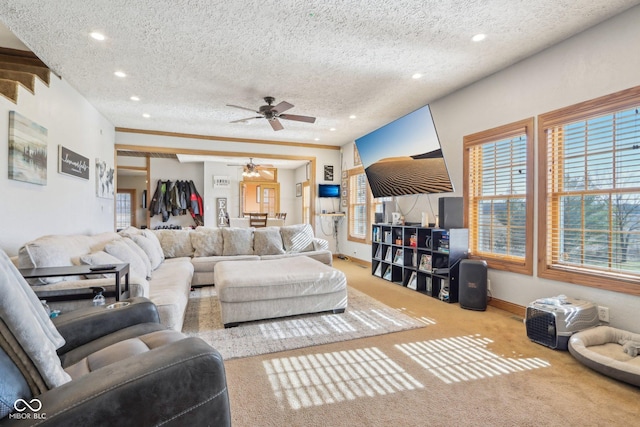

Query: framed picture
(296, 182), (302, 197)
(58, 145), (89, 180)
(341, 199), (347, 207)
(324, 165), (334, 181)
(8, 111), (48, 185)
(96, 158), (115, 199)
(342, 170), (347, 179)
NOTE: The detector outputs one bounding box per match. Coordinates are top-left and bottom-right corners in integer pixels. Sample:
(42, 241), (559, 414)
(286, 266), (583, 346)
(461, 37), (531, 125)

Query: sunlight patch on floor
(395, 334), (550, 384)
(263, 347), (424, 410)
(258, 308), (421, 340)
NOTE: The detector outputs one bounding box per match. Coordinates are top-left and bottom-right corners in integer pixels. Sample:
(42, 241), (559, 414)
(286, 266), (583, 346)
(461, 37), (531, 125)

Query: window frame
(463, 118), (535, 275)
(538, 86), (640, 296)
(347, 167), (369, 244)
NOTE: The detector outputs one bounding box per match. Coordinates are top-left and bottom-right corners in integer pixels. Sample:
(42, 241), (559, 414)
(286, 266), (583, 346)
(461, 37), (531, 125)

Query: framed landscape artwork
(8, 111), (48, 185)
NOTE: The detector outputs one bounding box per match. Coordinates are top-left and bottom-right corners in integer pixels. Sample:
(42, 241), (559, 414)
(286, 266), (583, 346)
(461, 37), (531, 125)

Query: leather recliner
(0, 249), (231, 426)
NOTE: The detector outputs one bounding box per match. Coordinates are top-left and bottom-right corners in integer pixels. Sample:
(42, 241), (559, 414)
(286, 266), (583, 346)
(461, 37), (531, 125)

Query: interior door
(258, 183), (279, 216)
(241, 181), (279, 215)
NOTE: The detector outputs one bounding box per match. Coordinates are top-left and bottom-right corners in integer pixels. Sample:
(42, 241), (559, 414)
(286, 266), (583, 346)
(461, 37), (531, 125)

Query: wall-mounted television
(354, 104), (453, 198)
(318, 183), (341, 198)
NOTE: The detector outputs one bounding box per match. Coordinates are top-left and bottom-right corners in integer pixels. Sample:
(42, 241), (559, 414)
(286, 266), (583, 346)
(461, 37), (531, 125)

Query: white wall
(342, 5), (640, 331)
(0, 75), (115, 256)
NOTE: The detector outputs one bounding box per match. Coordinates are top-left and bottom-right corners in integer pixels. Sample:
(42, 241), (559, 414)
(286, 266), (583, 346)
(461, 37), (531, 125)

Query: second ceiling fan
(226, 96), (316, 131)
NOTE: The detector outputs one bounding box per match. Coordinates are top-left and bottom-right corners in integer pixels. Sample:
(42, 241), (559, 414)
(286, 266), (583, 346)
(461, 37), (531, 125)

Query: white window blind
(349, 172), (368, 240)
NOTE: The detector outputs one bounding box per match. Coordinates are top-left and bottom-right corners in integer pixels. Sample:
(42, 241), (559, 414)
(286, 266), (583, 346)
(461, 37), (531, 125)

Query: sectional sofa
(14, 224), (332, 331)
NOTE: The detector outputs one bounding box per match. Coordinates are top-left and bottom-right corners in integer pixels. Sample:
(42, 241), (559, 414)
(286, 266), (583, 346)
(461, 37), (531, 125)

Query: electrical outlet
(597, 306), (610, 323)
(487, 279), (491, 292)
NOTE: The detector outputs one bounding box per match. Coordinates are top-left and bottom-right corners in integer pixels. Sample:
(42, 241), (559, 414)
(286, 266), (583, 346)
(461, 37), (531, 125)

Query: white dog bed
(568, 326), (640, 387)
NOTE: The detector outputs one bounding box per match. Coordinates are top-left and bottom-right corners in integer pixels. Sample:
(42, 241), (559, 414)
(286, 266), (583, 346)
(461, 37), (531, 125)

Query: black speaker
(459, 259), (488, 311)
(375, 212), (384, 224)
(438, 197), (463, 229)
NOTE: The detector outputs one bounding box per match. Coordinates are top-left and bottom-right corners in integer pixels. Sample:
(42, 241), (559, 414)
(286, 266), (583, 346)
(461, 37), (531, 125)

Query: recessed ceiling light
(90, 32), (105, 41)
(114, 71), (126, 78)
(349, 115), (357, 119)
(412, 73), (423, 79)
(329, 128), (336, 131)
(472, 33), (486, 42)
(142, 113), (150, 118)
(130, 96), (140, 101)
(314, 138), (320, 141)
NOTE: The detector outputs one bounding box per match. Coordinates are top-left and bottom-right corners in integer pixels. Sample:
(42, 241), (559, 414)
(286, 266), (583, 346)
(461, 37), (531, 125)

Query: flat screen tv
(354, 104), (453, 198)
(318, 183), (340, 198)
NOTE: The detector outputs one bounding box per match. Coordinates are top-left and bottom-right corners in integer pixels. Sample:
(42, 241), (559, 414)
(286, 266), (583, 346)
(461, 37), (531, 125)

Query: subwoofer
(459, 259), (488, 311)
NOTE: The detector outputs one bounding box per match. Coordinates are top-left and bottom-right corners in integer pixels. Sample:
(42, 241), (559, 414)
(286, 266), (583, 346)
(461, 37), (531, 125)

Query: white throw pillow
(253, 227), (285, 255)
(191, 227), (224, 257)
(122, 237), (152, 278)
(280, 224), (315, 253)
(104, 240), (148, 281)
(142, 229), (165, 262)
(132, 234), (163, 270)
(222, 228), (254, 256)
(154, 229), (194, 258)
(79, 251), (125, 278)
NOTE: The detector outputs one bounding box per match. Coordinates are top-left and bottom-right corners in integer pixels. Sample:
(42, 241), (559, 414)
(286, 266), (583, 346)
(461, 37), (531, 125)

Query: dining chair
(249, 212), (268, 228)
(275, 212), (287, 224)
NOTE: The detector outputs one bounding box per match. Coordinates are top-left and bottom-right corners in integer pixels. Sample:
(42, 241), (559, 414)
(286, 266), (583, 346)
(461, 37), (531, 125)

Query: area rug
(182, 286), (426, 360)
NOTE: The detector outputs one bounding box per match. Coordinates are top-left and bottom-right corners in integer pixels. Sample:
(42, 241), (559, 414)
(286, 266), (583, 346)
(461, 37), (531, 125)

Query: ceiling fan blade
(230, 116), (261, 123)
(279, 114), (316, 123)
(226, 104), (260, 113)
(269, 118), (284, 131)
(272, 101), (294, 114)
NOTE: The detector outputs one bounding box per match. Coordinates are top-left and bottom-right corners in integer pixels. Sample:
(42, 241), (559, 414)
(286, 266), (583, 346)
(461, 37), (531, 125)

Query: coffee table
(19, 263), (130, 302)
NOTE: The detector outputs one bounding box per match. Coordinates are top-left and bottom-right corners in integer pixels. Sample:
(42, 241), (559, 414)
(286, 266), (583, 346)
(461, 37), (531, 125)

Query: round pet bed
(568, 326), (640, 387)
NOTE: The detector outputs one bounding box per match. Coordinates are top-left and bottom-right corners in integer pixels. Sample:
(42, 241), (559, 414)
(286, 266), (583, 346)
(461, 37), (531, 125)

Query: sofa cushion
(280, 224), (315, 253)
(191, 227), (223, 257)
(123, 238), (152, 278)
(104, 240), (149, 281)
(131, 234), (163, 270)
(142, 229), (165, 262)
(253, 227), (285, 256)
(79, 251), (127, 278)
(154, 230), (194, 258)
(222, 228), (254, 256)
(18, 234), (93, 284)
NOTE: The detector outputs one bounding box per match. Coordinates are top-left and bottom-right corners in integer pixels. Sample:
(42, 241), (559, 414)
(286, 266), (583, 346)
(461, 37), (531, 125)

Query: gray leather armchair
(0, 249), (231, 426)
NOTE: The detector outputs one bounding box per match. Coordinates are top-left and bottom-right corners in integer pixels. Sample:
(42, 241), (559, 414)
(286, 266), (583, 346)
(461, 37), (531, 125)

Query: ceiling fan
(226, 96), (316, 131)
(227, 157), (274, 177)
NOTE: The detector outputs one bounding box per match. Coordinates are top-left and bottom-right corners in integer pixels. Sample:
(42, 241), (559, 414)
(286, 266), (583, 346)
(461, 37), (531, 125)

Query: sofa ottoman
(213, 257), (348, 327)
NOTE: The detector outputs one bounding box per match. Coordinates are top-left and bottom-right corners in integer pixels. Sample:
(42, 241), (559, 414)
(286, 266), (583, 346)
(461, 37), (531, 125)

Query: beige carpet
(182, 286), (426, 360)
(219, 259), (640, 427)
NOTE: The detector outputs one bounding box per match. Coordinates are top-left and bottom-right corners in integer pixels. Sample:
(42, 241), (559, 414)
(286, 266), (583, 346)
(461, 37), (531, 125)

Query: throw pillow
(191, 227), (224, 257)
(122, 237), (152, 278)
(222, 228), (254, 256)
(253, 227), (285, 255)
(141, 229), (165, 262)
(104, 240), (148, 281)
(79, 251), (125, 278)
(131, 234), (163, 270)
(280, 224), (315, 253)
(154, 229), (194, 258)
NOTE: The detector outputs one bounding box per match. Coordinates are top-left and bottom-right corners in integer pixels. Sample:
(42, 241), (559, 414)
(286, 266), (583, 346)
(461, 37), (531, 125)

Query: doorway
(241, 181), (280, 216)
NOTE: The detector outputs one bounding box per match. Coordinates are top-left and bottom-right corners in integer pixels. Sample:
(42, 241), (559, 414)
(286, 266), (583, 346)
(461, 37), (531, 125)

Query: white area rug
(182, 286), (426, 360)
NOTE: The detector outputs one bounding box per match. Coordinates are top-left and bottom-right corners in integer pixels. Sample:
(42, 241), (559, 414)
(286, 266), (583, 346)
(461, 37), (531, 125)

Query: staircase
(0, 47), (50, 104)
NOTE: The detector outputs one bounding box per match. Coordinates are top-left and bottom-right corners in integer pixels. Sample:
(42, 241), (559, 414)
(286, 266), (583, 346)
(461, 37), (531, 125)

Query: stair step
(0, 78), (19, 104)
(0, 61), (49, 86)
(0, 70), (35, 94)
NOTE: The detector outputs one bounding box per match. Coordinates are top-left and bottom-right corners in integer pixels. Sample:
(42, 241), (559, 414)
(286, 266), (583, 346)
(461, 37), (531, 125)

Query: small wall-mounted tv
(355, 104), (453, 198)
(318, 183), (341, 198)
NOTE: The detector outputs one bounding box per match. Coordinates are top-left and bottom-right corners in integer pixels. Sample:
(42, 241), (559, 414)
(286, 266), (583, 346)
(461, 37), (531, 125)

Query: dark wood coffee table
(19, 263), (130, 302)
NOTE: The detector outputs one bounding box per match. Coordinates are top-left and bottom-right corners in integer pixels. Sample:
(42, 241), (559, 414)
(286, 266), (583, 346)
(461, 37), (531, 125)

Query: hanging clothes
(150, 179), (204, 225)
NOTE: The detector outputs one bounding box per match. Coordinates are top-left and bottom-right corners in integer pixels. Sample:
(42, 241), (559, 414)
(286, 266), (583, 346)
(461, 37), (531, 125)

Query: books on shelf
(383, 265), (392, 280)
(418, 254), (432, 272)
(384, 247), (393, 262)
(383, 231), (392, 244)
(407, 271), (417, 290)
(374, 245), (382, 259)
(425, 277), (432, 294)
(374, 262), (382, 277)
(412, 251), (417, 267)
(393, 248), (404, 265)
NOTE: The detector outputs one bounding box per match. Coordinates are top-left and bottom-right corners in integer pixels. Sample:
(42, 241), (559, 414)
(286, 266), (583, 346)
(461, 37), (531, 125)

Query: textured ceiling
(1, 1), (639, 147)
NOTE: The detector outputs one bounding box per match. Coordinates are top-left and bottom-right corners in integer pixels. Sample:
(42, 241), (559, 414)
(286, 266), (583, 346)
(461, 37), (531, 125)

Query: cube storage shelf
(371, 224), (468, 303)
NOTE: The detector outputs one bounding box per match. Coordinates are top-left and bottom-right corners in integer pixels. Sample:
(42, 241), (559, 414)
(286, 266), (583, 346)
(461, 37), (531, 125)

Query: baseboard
(335, 255), (370, 269)
(488, 298), (525, 318)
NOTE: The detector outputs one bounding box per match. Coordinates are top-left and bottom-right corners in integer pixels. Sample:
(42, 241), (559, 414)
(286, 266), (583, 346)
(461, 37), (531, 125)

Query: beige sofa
(15, 224), (331, 331)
